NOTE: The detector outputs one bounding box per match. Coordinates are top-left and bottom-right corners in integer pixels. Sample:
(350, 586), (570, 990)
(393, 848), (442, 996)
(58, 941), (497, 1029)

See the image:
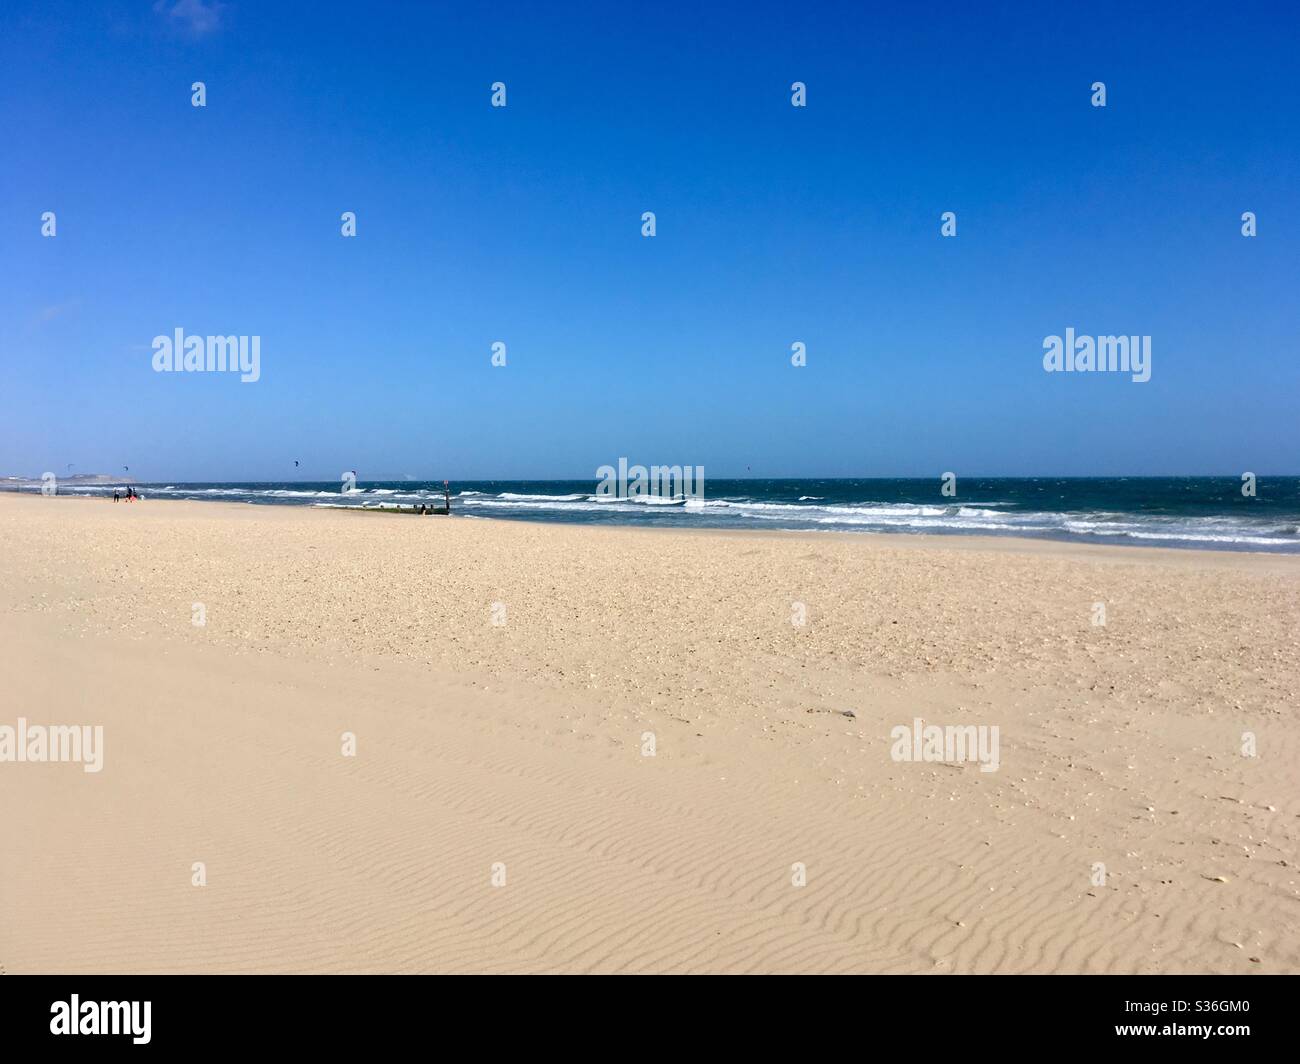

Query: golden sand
(1, 493), (1296, 972)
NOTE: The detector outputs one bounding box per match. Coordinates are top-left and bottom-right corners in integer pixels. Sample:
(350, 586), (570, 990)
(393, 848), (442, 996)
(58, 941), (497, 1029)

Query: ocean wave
(52, 482), (1300, 553)
(462, 497), (630, 513)
(496, 492), (590, 502)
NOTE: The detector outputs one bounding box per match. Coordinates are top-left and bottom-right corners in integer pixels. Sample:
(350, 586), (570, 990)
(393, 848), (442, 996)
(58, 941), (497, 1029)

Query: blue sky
(1, 0), (1297, 480)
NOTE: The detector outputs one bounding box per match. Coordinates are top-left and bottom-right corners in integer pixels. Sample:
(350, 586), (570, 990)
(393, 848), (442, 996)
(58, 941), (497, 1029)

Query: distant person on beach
(113, 491), (120, 502)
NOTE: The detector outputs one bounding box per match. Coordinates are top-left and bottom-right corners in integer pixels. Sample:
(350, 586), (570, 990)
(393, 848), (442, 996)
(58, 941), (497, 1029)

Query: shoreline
(6, 490), (1300, 565)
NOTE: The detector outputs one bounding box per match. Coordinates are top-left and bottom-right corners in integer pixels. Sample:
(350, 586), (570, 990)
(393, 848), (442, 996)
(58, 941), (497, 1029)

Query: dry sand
(0, 491), (1297, 973)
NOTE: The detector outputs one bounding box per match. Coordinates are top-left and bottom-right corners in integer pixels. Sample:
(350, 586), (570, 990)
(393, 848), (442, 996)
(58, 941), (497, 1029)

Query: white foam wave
(54, 484), (1299, 551)
(496, 492), (590, 502)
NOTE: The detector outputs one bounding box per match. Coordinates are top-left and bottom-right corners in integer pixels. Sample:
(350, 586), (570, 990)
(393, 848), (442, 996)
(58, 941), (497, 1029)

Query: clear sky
(1, 0), (1297, 481)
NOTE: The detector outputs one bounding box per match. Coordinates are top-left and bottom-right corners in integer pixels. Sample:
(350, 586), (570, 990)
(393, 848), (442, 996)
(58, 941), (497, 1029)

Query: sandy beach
(1, 491), (1297, 974)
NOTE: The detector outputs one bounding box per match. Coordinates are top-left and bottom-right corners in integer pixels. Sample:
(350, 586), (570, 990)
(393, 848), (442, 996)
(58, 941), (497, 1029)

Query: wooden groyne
(349, 503), (450, 516)
(344, 483), (452, 516)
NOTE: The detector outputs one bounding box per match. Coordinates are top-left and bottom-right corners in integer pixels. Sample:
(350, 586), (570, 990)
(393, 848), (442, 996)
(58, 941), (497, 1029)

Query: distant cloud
(153, 0), (225, 37)
(36, 300), (79, 325)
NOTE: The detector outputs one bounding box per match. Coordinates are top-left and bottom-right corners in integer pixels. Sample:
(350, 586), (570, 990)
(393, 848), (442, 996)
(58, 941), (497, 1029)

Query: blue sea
(41, 477), (1300, 553)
